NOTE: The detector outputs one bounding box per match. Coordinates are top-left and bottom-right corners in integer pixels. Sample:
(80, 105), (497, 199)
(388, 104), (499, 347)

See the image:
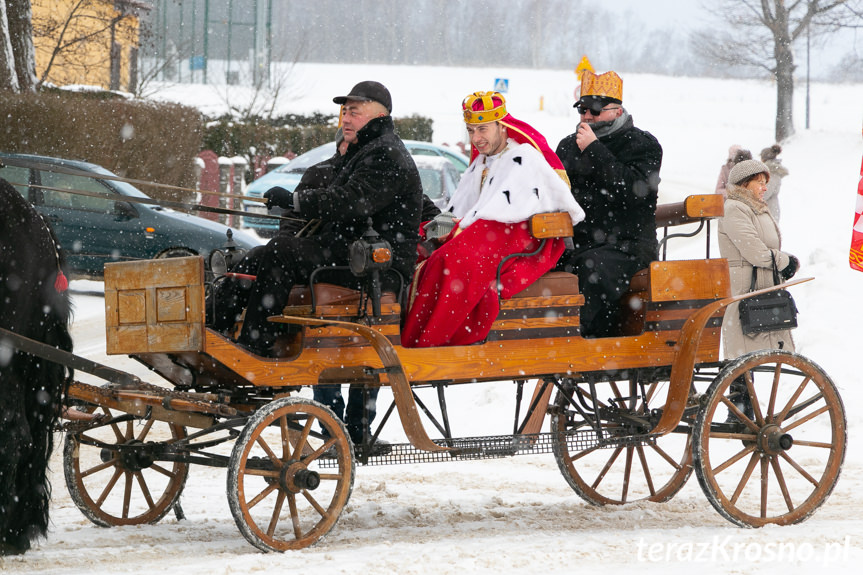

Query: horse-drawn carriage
(10, 194), (846, 552)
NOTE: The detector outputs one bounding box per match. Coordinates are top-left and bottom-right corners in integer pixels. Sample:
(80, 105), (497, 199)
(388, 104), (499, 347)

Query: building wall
(32, 0), (141, 91)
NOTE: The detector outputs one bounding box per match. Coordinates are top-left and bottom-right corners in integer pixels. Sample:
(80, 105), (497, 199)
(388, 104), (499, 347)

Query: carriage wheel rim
(694, 351), (846, 527)
(550, 376), (694, 505)
(228, 397), (354, 552)
(63, 410), (189, 527)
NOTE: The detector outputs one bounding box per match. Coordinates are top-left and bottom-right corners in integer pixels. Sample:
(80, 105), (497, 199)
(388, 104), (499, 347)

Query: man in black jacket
(233, 81), (422, 449)
(239, 81), (422, 353)
(555, 70), (662, 337)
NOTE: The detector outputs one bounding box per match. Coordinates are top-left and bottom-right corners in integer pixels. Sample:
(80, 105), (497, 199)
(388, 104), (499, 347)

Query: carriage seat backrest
(506, 212), (580, 299)
(655, 194), (724, 228)
(655, 194), (725, 258)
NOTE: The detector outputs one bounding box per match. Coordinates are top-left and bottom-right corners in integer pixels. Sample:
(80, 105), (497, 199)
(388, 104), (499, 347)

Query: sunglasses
(577, 102), (620, 116)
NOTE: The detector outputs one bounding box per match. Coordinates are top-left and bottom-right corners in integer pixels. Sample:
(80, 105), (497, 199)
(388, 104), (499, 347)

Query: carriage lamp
(209, 229), (248, 275)
(349, 220), (392, 276)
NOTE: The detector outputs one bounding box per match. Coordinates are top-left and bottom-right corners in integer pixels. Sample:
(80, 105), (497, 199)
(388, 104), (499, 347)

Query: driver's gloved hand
(263, 186), (294, 210)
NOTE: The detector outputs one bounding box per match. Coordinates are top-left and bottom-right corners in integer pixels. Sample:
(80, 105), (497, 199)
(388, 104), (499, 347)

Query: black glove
(263, 186), (294, 210)
(780, 255), (799, 280)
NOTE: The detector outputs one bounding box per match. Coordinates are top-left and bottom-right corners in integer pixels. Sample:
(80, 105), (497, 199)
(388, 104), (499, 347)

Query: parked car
(413, 155), (460, 209)
(242, 140), (469, 236)
(0, 152), (260, 279)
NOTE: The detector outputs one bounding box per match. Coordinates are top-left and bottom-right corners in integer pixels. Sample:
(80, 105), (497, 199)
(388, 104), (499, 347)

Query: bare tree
(33, 0), (138, 88)
(0, 1), (19, 92)
(693, 0), (863, 142)
(213, 37), (307, 123)
(133, 37), (193, 98)
(6, 0), (36, 91)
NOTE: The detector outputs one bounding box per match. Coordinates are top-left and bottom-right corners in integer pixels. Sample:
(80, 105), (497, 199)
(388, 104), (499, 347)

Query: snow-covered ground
(3, 64), (863, 574)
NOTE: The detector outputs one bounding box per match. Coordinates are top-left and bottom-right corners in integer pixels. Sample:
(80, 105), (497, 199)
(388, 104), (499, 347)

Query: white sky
(605, 0), (861, 72)
(602, 0), (708, 28)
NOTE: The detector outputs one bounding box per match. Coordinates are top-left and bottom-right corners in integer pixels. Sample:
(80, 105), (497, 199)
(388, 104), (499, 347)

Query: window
(418, 168), (444, 199)
(0, 165), (31, 198)
(39, 170), (116, 212)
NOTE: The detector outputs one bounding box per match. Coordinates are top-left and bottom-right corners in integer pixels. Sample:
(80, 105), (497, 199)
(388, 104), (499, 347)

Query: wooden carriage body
(101, 195), (732, 446)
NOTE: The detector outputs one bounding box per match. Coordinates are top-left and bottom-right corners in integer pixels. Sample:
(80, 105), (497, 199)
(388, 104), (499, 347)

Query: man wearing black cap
(235, 80), (422, 452)
(555, 70), (663, 338)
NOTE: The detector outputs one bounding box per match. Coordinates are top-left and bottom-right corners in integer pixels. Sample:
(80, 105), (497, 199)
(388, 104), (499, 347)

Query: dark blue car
(0, 152), (260, 279)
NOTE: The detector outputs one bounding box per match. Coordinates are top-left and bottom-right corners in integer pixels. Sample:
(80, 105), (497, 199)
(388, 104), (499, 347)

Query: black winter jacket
(277, 157), (337, 236)
(556, 116), (662, 264)
(294, 116), (423, 282)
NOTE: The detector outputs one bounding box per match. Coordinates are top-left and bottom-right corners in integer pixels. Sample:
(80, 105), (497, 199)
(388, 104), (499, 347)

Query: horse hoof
(0, 541), (30, 556)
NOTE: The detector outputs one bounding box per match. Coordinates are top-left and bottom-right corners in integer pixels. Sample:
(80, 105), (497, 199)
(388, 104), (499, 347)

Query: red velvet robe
(401, 219), (565, 348)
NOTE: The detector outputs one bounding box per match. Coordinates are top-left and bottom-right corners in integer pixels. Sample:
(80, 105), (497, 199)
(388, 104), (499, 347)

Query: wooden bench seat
(511, 271), (579, 298)
(282, 283), (400, 320)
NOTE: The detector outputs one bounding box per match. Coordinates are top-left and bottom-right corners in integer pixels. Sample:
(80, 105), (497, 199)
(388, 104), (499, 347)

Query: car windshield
(418, 167), (444, 199)
(276, 143), (336, 174)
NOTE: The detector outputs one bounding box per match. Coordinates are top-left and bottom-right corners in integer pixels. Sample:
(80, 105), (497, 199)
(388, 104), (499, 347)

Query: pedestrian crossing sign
(494, 78), (509, 93)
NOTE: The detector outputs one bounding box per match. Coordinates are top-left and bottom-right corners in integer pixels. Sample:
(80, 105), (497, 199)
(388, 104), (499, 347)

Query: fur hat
(760, 144), (782, 161)
(729, 159), (770, 186)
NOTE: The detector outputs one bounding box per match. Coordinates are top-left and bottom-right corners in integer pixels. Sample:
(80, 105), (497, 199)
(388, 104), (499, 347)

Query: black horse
(0, 178), (73, 555)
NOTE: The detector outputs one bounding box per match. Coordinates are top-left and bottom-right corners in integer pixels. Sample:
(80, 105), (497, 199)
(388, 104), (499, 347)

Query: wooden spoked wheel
(63, 406), (189, 526)
(227, 397), (354, 552)
(693, 350), (846, 527)
(550, 376), (694, 505)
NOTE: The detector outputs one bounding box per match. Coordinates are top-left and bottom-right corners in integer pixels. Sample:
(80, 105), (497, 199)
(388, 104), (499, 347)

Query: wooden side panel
(648, 259), (731, 302)
(105, 256), (205, 355)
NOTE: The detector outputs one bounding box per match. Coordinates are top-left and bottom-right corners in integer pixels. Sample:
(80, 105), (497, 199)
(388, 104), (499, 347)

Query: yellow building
(32, 0), (150, 92)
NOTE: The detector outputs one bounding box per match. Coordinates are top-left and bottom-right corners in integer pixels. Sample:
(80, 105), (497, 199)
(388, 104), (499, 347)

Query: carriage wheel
(63, 405), (189, 527)
(227, 397), (354, 552)
(550, 375), (694, 505)
(693, 350), (846, 527)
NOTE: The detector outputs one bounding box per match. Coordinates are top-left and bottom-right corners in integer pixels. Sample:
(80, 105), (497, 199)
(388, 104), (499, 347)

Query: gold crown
(580, 70), (623, 102)
(462, 91), (507, 124)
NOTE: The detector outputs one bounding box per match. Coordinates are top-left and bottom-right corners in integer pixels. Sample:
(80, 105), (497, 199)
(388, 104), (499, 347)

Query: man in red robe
(401, 91), (585, 347)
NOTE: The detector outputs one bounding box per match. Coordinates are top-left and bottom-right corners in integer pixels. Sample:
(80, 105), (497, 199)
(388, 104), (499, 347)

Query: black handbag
(738, 254), (798, 336)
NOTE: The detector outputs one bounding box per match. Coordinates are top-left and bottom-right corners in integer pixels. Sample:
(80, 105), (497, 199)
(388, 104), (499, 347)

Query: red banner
(850, 154), (863, 271)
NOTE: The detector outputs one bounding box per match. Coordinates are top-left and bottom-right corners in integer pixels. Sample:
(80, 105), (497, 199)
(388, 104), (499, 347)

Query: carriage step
(320, 429), (655, 467)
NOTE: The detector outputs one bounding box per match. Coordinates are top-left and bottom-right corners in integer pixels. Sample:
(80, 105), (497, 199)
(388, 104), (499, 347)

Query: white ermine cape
(447, 140), (585, 230)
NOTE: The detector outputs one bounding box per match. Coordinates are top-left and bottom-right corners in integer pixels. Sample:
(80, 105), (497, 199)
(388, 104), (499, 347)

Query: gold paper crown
(580, 70), (623, 102)
(462, 91), (507, 124)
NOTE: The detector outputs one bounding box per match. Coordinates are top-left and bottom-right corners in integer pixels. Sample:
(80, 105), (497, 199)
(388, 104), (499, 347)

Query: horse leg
(0, 385), (34, 555)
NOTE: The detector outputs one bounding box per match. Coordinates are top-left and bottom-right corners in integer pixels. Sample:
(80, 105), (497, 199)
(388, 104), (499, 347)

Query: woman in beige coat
(718, 159), (799, 358)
